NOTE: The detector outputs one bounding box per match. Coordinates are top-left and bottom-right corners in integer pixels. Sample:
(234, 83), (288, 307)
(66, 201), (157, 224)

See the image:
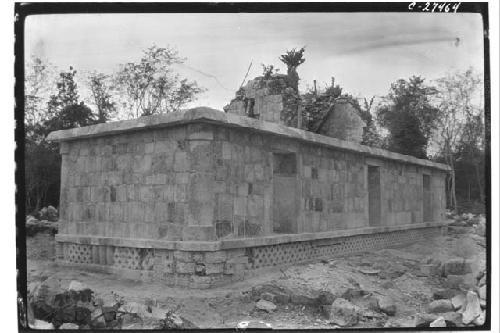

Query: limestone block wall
(57, 121), (447, 243)
(298, 146), (367, 232)
(209, 128), (447, 238)
(58, 123), (227, 242)
(211, 127), (273, 239)
(381, 162), (446, 226)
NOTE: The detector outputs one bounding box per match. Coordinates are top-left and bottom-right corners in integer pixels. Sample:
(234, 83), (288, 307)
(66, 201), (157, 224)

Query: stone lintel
(47, 107), (451, 172)
(55, 221), (447, 252)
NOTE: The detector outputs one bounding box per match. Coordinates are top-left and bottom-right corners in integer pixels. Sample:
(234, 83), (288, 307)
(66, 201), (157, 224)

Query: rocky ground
(25, 212), (487, 329)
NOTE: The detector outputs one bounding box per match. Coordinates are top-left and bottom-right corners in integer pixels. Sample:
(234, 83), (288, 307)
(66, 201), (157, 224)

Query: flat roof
(47, 107), (451, 171)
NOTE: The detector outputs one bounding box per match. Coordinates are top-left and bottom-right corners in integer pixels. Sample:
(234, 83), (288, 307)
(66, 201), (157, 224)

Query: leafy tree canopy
(114, 45), (204, 118)
(377, 76), (440, 158)
(88, 72), (116, 123)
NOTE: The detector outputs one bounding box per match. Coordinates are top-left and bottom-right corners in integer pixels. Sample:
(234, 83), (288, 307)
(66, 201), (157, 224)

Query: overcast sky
(25, 12), (484, 110)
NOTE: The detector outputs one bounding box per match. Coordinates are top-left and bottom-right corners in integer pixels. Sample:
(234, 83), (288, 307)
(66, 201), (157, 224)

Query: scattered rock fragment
(144, 297), (157, 308)
(377, 296), (397, 316)
(68, 280), (89, 292)
(378, 263), (407, 279)
(444, 274), (465, 289)
(478, 285), (486, 300)
(381, 281), (394, 289)
(59, 322), (79, 329)
(474, 216), (486, 236)
(327, 298), (361, 327)
(429, 316), (446, 327)
(260, 292), (275, 303)
(473, 311), (486, 326)
(478, 274), (486, 287)
(359, 269), (380, 276)
(119, 301), (151, 317)
(414, 313), (438, 327)
(360, 309), (384, 319)
(31, 319), (55, 329)
(317, 290), (335, 305)
(236, 320), (272, 329)
(32, 276), (63, 306)
(255, 299), (276, 312)
(95, 293), (121, 309)
(451, 294), (466, 310)
(462, 291), (482, 325)
(420, 263), (441, 277)
(90, 308), (106, 328)
(250, 284), (290, 304)
(341, 288), (367, 301)
(428, 299), (454, 313)
(443, 259), (473, 276)
(441, 311), (463, 327)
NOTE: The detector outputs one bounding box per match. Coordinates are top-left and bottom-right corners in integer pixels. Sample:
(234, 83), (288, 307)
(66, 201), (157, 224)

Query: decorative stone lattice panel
(65, 243), (92, 264)
(113, 247), (143, 270)
(250, 228), (438, 269)
(58, 226), (442, 287)
(140, 249), (155, 271)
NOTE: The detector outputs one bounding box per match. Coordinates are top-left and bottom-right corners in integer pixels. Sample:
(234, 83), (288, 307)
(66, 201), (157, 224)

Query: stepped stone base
(56, 224), (446, 289)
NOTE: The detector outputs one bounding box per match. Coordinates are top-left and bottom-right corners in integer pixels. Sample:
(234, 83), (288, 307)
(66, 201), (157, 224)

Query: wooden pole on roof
(297, 102), (303, 129)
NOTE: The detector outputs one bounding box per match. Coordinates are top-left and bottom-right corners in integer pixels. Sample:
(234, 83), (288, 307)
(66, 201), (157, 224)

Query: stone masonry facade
(49, 108), (450, 288)
(55, 226), (443, 288)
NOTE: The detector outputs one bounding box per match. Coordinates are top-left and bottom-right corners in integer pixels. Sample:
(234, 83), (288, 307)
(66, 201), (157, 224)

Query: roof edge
(46, 106), (451, 171)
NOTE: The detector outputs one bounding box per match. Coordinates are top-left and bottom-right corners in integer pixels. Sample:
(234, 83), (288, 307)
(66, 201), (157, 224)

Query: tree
(353, 96), (383, 147)
(43, 103), (97, 133)
(261, 64), (279, 80)
(433, 69), (484, 209)
(114, 45), (204, 118)
(25, 56), (57, 137)
(301, 77), (343, 131)
(88, 72), (116, 123)
(456, 110), (485, 203)
(25, 65), (97, 213)
(279, 47), (306, 92)
(46, 66), (80, 121)
(377, 76), (440, 158)
(25, 138), (61, 214)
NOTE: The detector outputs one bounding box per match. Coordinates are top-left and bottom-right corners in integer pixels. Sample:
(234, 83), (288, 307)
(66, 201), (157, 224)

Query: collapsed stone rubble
(27, 278), (196, 330)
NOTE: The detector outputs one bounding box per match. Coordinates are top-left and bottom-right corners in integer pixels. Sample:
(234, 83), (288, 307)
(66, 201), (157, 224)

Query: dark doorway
(423, 174), (432, 222)
(368, 166), (381, 226)
(273, 153), (298, 233)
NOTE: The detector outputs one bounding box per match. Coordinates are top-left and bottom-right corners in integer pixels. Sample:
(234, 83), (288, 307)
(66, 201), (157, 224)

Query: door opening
(368, 166), (381, 226)
(423, 174), (432, 222)
(272, 153), (298, 233)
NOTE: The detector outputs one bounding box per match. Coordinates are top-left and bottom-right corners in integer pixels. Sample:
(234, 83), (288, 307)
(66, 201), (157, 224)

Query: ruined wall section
(224, 75), (300, 127)
(316, 101), (366, 143)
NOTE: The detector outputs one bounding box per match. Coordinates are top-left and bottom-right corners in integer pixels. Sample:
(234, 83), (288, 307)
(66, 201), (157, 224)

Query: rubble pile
(25, 206), (59, 236)
(447, 210), (486, 237)
(27, 278), (196, 330)
(26, 213), (58, 237)
(25, 208), (486, 329)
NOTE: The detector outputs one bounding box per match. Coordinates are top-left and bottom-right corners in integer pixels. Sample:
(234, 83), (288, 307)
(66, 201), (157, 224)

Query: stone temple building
(47, 91), (450, 288)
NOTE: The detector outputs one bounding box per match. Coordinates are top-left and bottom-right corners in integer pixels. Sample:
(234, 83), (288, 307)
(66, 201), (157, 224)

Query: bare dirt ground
(26, 222), (486, 329)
